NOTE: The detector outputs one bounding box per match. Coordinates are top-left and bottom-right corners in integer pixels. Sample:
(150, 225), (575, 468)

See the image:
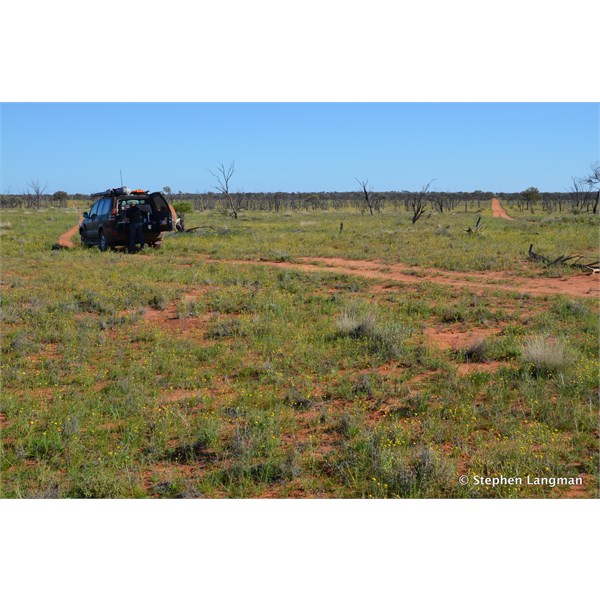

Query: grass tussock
(335, 304), (407, 360)
(521, 335), (575, 374)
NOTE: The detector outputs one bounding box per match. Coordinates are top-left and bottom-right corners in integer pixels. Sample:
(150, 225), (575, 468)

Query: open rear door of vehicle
(148, 192), (174, 231)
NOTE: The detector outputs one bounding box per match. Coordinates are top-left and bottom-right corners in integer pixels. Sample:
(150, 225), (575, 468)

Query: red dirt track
(217, 256), (599, 299)
(56, 218), (81, 248)
(491, 197), (513, 220)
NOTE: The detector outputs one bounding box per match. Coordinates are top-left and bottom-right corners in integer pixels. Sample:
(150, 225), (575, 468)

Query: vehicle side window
(90, 201), (100, 217)
(100, 198), (110, 215)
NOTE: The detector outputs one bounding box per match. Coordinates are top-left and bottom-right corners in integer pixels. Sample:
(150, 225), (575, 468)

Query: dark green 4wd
(80, 186), (178, 251)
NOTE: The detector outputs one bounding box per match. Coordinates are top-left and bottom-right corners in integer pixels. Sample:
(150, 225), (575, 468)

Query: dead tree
(568, 177), (592, 212)
(27, 179), (47, 209)
(210, 161), (238, 219)
(583, 162), (600, 214)
(407, 180), (434, 224)
(355, 178), (374, 216)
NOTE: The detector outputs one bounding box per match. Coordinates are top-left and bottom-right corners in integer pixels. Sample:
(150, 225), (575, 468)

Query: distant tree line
(1, 188), (597, 213)
(180, 189), (599, 215)
(2, 162), (598, 214)
(163, 189), (498, 214)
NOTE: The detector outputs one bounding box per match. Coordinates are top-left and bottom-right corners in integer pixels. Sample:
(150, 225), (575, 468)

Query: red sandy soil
(491, 197), (514, 220)
(425, 327), (509, 375)
(424, 326), (502, 350)
(141, 288), (214, 336)
(456, 361), (506, 375)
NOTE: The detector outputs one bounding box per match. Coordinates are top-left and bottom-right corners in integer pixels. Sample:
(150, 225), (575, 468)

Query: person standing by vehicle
(125, 202), (145, 253)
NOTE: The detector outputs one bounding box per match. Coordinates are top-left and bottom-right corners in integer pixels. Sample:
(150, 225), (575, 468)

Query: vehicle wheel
(99, 230), (108, 252)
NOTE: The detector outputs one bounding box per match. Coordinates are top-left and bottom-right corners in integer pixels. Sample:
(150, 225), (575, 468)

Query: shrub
(338, 426), (453, 497)
(206, 318), (246, 339)
(149, 293), (168, 310)
(521, 335), (574, 374)
(69, 470), (133, 499)
(173, 201), (193, 215)
(461, 336), (489, 362)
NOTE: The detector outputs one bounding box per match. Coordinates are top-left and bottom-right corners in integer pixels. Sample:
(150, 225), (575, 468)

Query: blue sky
(1, 103), (598, 194)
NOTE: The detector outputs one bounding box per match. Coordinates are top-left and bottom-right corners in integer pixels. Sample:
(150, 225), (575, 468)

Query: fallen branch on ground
(528, 244), (598, 272)
(175, 225), (218, 233)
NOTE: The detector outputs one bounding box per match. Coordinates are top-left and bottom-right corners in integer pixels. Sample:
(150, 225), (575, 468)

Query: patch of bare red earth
(424, 326), (508, 375)
(141, 287), (214, 337)
(424, 326), (501, 351)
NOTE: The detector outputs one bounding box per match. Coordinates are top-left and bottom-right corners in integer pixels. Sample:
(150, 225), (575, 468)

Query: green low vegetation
(0, 203), (598, 498)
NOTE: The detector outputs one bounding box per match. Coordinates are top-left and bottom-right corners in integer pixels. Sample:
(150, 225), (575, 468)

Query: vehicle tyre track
(208, 256), (599, 299)
(56, 218), (82, 248)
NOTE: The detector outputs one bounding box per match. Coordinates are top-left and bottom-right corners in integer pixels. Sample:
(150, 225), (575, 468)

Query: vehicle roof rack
(90, 186), (131, 199)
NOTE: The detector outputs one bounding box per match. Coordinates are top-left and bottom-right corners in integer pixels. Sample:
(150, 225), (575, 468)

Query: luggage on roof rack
(90, 186), (131, 198)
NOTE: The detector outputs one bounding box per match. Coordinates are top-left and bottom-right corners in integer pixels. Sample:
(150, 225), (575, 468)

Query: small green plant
(284, 389), (312, 410)
(206, 318), (247, 339)
(177, 299), (201, 319)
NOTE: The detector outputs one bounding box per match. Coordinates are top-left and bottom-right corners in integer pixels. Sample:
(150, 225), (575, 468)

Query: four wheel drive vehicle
(80, 186), (179, 251)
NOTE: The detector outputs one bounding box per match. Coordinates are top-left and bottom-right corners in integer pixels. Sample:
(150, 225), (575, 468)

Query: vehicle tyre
(99, 230), (108, 252)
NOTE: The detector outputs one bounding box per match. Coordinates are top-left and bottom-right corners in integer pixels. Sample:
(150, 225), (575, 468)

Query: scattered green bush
(173, 201), (193, 214)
